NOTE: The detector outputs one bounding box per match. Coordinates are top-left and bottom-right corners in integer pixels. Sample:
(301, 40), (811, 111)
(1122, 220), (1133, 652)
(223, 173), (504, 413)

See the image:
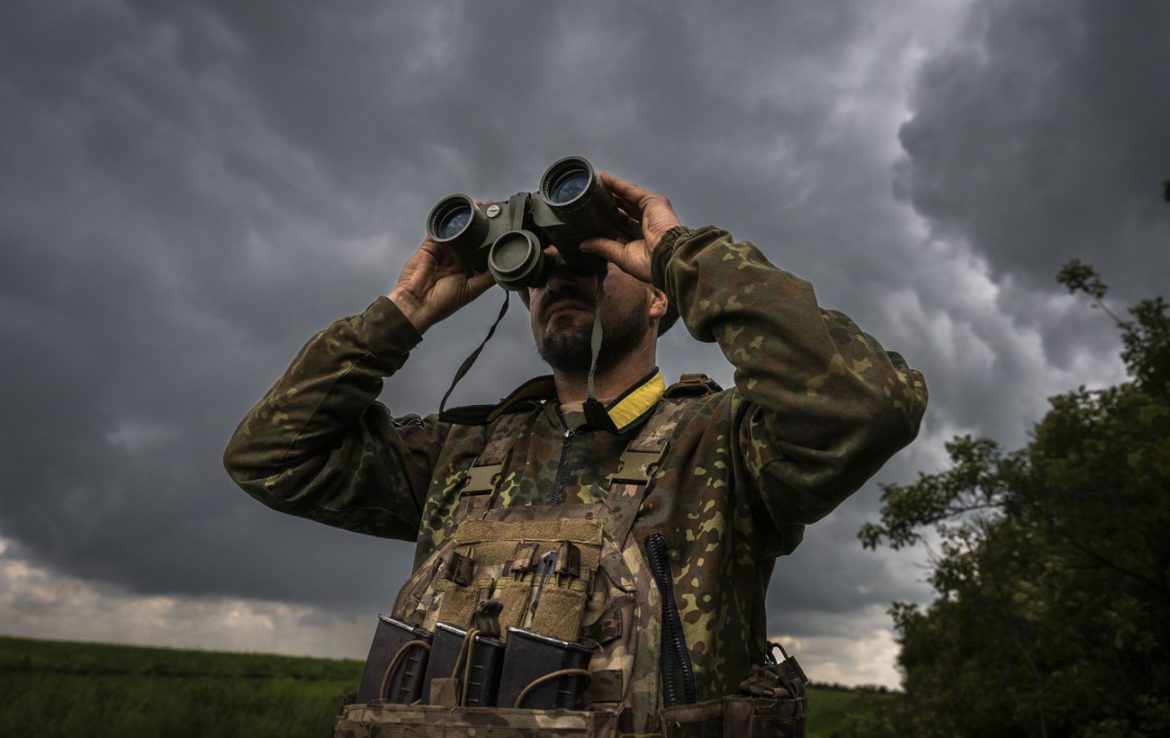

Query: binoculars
(426, 156), (628, 291)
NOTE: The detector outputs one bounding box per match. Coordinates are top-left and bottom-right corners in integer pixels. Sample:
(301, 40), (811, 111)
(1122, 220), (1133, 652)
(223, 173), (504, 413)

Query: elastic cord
(378, 639), (431, 701)
(513, 668), (593, 709)
(449, 627), (481, 706)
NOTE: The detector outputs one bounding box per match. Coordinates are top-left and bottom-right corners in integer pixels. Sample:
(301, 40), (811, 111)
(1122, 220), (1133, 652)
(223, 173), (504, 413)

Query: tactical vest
(336, 378), (807, 738)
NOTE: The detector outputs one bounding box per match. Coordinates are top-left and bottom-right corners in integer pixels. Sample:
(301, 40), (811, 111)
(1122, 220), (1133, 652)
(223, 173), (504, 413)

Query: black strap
(586, 270), (606, 402)
(438, 291), (511, 419)
(584, 271), (621, 433)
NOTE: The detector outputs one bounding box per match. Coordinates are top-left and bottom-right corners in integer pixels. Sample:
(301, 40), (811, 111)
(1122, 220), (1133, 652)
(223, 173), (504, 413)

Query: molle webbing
(454, 518), (604, 547)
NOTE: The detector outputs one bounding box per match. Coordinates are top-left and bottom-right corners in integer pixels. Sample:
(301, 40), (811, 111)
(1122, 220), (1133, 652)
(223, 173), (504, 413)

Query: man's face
(528, 249), (662, 374)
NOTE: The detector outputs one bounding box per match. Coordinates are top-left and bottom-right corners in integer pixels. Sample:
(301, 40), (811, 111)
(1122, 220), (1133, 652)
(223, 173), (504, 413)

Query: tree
(840, 265), (1170, 737)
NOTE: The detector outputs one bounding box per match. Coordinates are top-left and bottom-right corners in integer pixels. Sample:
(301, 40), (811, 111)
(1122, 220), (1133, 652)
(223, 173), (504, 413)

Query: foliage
(842, 265), (1170, 737)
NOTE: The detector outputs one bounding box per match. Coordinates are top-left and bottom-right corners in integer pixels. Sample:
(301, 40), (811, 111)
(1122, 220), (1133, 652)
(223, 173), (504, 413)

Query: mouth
(544, 300), (592, 321)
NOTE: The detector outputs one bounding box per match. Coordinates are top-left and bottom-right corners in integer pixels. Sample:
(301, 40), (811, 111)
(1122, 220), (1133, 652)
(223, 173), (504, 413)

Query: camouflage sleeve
(652, 226), (928, 555)
(222, 296), (448, 540)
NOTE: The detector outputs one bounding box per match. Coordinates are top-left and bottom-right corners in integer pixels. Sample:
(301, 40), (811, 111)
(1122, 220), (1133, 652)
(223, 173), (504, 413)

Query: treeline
(838, 263), (1170, 737)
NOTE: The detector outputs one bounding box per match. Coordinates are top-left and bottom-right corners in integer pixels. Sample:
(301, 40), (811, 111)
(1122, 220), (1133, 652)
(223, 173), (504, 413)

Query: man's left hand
(580, 171), (681, 283)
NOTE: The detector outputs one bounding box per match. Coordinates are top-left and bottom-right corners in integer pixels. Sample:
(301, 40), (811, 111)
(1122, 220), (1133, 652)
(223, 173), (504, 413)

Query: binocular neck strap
(439, 290), (511, 419)
(436, 271), (622, 434)
(583, 272), (620, 433)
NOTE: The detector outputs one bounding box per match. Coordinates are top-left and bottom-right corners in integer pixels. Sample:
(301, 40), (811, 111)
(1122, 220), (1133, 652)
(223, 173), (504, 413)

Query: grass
(806, 685), (870, 737)
(0, 636), (359, 738)
(0, 635), (866, 737)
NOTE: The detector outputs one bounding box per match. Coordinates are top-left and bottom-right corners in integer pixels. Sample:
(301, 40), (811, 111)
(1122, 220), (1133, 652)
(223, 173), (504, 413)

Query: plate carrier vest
(335, 376), (808, 738)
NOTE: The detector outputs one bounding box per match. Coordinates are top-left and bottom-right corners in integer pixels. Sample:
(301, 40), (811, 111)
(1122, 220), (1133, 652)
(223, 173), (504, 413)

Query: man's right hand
(389, 236), (496, 334)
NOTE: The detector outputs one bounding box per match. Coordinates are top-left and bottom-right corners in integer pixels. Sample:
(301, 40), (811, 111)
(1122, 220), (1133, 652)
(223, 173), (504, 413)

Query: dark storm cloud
(3, 0), (1161, 674)
(895, 0), (1170, 304)
(0, 0), (890, 616)
(781, 0), (1170, 471)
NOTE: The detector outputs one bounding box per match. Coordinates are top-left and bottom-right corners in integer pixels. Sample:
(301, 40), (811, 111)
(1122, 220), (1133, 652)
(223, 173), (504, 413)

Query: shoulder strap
(664, 372), (723, 398)
(609, 372), (719, 486)
(459, 410), (531, 496)
(601, 396), (694, 544)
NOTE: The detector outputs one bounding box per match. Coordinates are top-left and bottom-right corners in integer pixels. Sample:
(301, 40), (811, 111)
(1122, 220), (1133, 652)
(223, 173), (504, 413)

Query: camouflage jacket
(224, 225), (928, 700)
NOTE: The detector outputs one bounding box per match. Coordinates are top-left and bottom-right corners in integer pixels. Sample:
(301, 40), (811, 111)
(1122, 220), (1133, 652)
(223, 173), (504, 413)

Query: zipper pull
(550, 427), (577, 505)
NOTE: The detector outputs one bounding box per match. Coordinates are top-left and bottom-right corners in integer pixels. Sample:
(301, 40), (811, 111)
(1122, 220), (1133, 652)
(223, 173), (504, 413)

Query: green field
(0, 635), (864, 737)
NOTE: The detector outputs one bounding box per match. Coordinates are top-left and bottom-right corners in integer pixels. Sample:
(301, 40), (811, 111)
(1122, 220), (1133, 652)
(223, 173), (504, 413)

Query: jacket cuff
(353, 296), (424, 364)
(651, 225), (692, 291)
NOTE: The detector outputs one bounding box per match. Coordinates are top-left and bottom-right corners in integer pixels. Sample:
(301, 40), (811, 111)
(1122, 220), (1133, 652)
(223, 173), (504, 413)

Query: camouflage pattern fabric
(225, 225), (928, 724)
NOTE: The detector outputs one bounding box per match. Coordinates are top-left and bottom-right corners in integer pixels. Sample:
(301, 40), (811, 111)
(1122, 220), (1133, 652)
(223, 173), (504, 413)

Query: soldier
(224, 171), (927, 737)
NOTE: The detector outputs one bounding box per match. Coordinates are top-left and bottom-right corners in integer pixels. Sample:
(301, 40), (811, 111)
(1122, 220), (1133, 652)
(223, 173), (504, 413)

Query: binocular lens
(547, 168), (590, 205)
(429, 197), (474, 241)
(542, 157), (596, 206)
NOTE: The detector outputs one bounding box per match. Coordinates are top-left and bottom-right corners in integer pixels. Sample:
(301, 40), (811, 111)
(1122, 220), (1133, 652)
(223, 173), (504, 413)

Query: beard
(536, 293), (651, 374)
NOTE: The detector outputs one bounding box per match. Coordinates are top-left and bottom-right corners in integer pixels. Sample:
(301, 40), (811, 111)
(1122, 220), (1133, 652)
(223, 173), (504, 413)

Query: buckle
(461, 463), (502, 495)
(607, 448), (665, 486)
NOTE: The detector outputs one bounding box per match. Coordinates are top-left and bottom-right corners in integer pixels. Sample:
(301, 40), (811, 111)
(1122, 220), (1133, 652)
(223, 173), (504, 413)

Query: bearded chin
(537, 322), (595, 372)
(537, 310), (649, 374)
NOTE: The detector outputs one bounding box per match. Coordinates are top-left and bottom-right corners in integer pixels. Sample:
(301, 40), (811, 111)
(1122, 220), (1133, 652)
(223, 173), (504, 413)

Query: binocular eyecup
(425, 156), (619, 292)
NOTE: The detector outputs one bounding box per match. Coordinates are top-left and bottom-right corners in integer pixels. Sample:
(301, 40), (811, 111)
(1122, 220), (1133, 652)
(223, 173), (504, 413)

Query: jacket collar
(442, 368), (666, 435)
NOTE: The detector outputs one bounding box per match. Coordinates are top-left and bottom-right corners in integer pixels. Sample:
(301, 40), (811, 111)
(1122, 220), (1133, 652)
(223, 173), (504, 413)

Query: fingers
(613, 193), (642, 222)
(617, 211), (641, 239)
(582, 237), (653, 283)
(580, 237), (625, 264)
(599, 171), (656, 207)
(467, 269), (496, 297)
(420, 237), (458, 268)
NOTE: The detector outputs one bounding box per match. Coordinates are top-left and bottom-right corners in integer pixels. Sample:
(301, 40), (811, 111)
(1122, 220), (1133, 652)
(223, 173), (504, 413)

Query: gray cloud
(895, 0), (1170, 304)
(1, 0), (1163, 686)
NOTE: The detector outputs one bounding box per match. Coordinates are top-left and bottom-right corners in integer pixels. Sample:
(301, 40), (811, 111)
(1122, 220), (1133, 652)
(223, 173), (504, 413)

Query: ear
(648, 286), (668, 321)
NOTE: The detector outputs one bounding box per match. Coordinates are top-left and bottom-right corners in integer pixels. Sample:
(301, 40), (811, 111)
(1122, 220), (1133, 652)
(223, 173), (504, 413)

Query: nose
(537, 246), (587, 291)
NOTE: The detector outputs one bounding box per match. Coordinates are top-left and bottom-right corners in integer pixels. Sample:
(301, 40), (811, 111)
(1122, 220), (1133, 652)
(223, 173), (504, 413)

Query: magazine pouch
(355, 615), (432, 704)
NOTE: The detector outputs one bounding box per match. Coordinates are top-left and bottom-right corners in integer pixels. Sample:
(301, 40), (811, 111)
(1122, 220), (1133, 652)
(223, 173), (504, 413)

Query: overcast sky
(2, 0), (1166, 688)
